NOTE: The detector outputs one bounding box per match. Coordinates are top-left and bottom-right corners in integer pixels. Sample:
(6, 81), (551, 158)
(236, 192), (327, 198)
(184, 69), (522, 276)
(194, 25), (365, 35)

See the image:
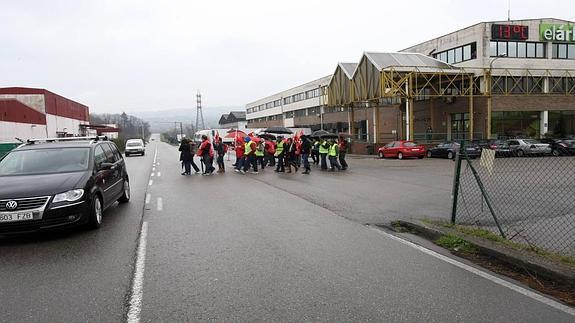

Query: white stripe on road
(152, 167), (156, 172)
(127, 221), (148, 323)
(148, 180), (153, 186)
(369, 226), (575, 317)
(153, 148), (158, 164)
(150, 173), (154, 177)
(145, 193), (151, 204)
(157, 197), (163, 211)
(157, 172), (161, 177)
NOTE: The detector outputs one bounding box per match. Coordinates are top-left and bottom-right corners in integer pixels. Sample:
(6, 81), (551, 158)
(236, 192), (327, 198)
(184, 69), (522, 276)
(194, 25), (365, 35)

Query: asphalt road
(1, 135), (573, 322)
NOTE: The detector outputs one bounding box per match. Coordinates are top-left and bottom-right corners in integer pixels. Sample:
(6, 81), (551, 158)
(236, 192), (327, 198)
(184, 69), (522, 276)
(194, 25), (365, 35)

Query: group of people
(178, 133), (349, 177)
(233, 134), (349, 175)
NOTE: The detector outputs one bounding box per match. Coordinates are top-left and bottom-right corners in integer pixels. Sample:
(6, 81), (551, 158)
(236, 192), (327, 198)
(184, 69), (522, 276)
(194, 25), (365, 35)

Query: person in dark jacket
(178, 138), (199, 175)
(285, 138), (298, 173)
(301, 135), (312, 174)
(338, 136), (349, 170)
(213, 137), (226, 173)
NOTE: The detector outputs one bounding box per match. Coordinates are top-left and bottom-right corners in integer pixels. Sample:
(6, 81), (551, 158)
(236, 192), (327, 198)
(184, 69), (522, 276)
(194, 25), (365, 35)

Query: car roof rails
(26, 136), (109, 144)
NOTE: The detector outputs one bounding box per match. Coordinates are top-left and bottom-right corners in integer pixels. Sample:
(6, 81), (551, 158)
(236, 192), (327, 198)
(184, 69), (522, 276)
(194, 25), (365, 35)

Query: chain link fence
(451, 139), (575, 257)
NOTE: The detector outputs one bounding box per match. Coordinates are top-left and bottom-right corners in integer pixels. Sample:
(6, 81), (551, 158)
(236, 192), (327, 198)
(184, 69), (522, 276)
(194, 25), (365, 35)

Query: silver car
(506, 139), (551, 157)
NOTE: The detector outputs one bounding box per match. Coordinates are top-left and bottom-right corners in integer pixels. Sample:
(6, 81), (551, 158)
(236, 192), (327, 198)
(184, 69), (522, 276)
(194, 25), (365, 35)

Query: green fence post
(450, 141), (464, 224)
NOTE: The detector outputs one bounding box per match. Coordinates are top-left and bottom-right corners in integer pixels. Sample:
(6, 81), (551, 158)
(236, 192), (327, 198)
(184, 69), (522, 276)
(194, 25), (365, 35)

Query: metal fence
(451, 141), (575, 257)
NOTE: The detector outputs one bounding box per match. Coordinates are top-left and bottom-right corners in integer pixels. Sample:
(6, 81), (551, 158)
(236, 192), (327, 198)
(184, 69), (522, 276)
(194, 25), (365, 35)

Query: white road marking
(369, 227), (575, 317)
(145, 193), (151, 204)
(150, 173), (154, 177)
(153, 148), (158, 164)
(148, 180), (153, 186)
(157, 172), (161, 177)
(157, 197), (163, 211)
(127, 221), (148, 323)
(152, 167), (156, 172)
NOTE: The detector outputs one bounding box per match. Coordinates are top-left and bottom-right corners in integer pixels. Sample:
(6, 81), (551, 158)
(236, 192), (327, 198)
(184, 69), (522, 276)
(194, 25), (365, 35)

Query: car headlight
(53, 189), (84, 203)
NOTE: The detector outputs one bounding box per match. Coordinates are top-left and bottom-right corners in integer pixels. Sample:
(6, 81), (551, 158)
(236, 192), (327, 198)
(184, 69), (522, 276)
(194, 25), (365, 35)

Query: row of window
(491, 76), (575, 94)
(247, 105), (350, 123)
(247, 86), (327, 114)
(434, 42), (477, 64)
(490, 41), (546, 58)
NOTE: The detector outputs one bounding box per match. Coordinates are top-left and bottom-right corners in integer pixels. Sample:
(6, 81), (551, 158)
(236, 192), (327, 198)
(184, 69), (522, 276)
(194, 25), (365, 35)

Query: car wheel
(398, 152), (403, 160)
(552, 149), (560, 157)
(379, 152), (384, 159)
(426, 151), (432, 158)
(88, 195), (103, 229)
(447, 151), (454, 159)
(142, 151), (145, 156)
(516, 149), (525, 157)
(125, 153), (130, 157)
(118, 179), (130, 203)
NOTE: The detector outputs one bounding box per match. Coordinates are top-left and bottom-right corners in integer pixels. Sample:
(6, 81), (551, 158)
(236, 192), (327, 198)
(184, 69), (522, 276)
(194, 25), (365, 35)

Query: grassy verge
(422, 218), (575, 268)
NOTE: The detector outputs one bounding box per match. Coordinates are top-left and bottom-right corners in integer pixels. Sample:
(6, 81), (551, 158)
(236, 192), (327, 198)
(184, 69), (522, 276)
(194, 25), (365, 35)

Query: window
(517, 42), (526, 58)
(552, 43), (575, 59)
(498, 41), (507, 56)
(507, 41), (517, 57)
(526, 43), (535, 57)
(294, 109), (307, 117)
(435, 42), (477, 64)
(94, 146), (106, 169)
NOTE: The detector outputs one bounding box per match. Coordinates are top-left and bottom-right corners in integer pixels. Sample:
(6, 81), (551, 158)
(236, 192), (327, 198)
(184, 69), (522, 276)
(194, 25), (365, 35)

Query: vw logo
(5, 200), (18, 211)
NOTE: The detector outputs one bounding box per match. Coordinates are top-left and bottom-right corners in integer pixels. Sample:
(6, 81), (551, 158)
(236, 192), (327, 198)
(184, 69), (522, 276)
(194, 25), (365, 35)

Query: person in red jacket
(197, 135), (215, 175)
(234, 137), (245, 172)
(264, 138), (276, 167)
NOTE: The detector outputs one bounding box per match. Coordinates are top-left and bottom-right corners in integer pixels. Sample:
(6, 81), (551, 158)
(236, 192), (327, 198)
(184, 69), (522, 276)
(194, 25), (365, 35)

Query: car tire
(398, 152), (403, 160)
(379, 152), (384, 159)
(88, 194), (103, 229)
(142, 151), (145, 156)
(552, 149), (560, 157)
(447, 151), (454, 159)
(426, 151), (432, 158)
(516, 150), (525, 157)
(125, 153), (130, 157)
(118, 179), (130, 203)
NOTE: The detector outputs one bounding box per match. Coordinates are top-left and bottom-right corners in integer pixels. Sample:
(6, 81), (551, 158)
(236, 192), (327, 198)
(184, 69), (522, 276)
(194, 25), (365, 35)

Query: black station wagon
(0, 136), (130, 234)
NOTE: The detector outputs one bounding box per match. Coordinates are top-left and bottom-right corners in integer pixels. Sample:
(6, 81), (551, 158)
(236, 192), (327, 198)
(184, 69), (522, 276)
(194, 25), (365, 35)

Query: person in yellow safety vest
(328, 139), (341, 172)
(274, 136), (286, 173)
(319, 138), (330, 171)
(242, 137), (258, 174)
(255, 139), (265, 170)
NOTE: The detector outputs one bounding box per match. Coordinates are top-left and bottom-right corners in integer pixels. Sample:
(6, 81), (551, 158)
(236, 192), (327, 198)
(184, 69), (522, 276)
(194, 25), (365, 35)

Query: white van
(125, 138), (145, 156)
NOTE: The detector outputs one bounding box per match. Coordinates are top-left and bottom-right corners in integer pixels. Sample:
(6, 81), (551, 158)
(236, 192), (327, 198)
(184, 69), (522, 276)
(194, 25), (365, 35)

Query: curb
(395, 220), (575, 286)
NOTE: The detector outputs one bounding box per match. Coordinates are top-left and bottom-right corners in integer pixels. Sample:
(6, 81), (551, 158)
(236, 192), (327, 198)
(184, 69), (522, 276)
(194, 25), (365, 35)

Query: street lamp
(486, 53), (507, 139)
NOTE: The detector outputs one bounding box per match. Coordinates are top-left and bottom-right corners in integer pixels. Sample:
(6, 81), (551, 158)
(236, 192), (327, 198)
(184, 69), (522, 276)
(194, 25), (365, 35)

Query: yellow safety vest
(244, 142), (252, 155)
(329, 143), (338, 157)
(319, 141), (329, 154)
(275, 141), (284, 157)
(255, 142), (264, 157)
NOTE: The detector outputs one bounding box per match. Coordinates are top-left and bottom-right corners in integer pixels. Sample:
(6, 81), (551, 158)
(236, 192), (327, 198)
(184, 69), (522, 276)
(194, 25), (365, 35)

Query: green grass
(435, 234), (478, 254)
(422, 219), (575, 268)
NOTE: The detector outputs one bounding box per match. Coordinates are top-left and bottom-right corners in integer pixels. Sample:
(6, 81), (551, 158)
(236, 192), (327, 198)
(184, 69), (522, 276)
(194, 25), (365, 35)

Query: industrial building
(218, 111), (247, 129)
(245, 18), (575, 153)
(0, 87), (90, 141)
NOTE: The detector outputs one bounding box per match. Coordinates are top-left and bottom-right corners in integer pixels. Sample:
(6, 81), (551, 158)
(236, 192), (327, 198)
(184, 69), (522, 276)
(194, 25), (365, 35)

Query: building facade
(245, 18), (575, 153)
(0, 87), (90, 141)
(218, 111), (247, 130)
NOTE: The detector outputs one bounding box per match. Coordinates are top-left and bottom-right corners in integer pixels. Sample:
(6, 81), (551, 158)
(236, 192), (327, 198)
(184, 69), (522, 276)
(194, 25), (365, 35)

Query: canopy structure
(327, 63), (357, 106)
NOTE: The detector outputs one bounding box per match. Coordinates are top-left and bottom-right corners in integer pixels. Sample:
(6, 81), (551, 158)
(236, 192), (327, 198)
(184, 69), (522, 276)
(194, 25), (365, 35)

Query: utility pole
(196, 91), (205, 131)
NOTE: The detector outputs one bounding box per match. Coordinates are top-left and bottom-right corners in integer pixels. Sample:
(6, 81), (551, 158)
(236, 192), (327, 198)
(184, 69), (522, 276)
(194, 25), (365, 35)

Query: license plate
(0, 212), (34, 223)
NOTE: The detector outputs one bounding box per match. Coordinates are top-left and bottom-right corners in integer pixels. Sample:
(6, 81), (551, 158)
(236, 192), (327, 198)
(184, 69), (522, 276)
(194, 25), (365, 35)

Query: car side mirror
(99, 162), (115, 170)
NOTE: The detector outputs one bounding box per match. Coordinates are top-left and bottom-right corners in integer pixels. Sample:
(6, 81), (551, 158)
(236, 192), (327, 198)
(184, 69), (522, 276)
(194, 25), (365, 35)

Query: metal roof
(363, 52), (454, 72)
(339, 63), (358, 79)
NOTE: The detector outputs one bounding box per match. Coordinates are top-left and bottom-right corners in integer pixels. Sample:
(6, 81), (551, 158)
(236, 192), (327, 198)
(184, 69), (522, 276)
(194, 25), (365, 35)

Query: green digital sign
(540, 24), (575, 42)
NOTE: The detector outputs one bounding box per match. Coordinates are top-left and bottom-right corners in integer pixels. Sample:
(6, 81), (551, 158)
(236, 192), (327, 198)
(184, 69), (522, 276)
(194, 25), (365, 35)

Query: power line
(195, 91), (205, 131)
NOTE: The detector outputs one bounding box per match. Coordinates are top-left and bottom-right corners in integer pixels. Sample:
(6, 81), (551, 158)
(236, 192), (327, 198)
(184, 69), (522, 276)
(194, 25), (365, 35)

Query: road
(1, 134), (573, 322)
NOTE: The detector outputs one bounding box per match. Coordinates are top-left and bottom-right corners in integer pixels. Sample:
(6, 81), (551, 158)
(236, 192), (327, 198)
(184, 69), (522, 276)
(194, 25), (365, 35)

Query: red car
(378, 141), (426, 159)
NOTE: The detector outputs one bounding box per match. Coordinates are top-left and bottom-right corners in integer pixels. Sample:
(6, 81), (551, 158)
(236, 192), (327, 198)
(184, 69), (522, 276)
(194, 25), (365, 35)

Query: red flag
(214, 131), (220, 142)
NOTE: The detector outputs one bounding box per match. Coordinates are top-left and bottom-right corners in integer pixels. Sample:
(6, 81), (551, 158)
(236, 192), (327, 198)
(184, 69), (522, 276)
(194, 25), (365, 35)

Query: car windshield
(0, 148), (90, 176)
(403, 142), (418, 147)
(127, 142), (142, 147)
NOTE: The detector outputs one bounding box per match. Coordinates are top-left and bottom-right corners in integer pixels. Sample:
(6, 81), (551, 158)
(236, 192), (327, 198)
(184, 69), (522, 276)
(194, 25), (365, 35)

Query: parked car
(426, 142), (481, 160)
(506, 139), (551, 157)
(125, 138), (145, 156)
(486, 140), (512, 157)
(539, 138), (575, 156)
(378, 141), (425, 159)
(0, 136), (130, 234)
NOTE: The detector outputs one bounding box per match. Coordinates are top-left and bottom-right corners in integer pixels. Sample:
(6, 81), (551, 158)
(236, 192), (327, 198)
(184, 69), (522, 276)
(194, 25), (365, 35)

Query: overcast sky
(1, 0), (573, 114)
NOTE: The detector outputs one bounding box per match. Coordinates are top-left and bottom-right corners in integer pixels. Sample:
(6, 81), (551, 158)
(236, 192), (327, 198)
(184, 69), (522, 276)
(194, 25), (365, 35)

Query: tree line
(90, 112), (151, 151)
